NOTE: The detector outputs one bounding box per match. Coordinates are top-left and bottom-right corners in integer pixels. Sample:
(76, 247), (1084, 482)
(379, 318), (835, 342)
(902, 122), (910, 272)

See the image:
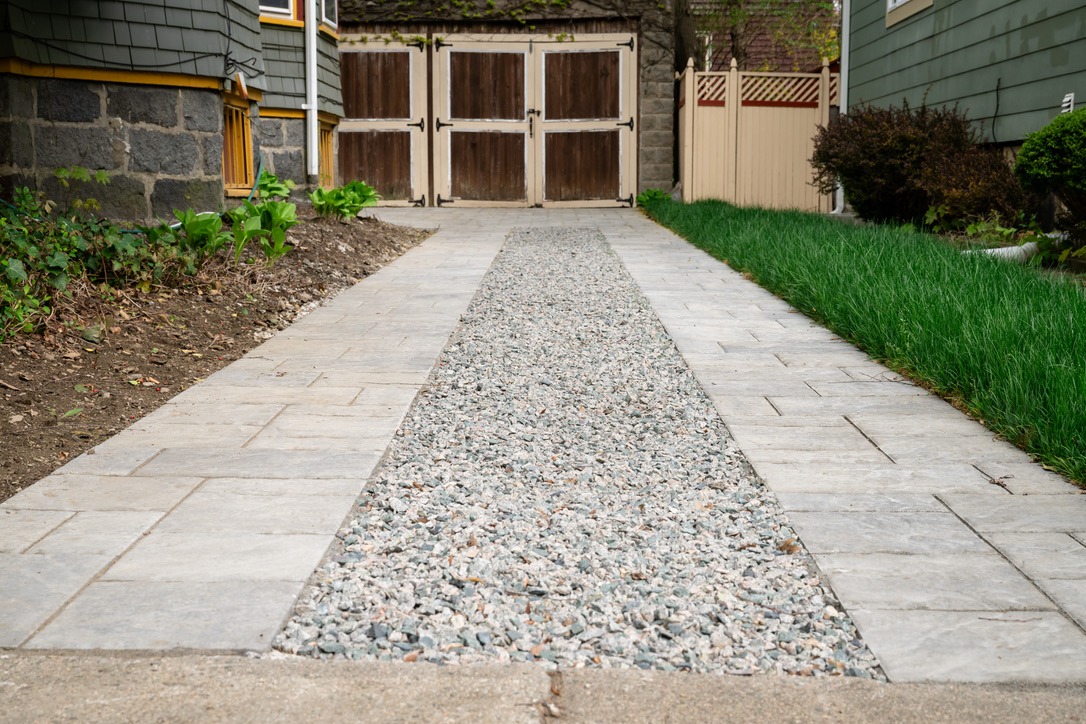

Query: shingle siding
(2, 0), (266, 91)
(849, 0), (1086, 144)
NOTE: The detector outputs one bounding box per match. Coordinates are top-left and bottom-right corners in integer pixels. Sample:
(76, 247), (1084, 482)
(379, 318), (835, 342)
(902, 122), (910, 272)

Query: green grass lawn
(643, 198), (1086, 485)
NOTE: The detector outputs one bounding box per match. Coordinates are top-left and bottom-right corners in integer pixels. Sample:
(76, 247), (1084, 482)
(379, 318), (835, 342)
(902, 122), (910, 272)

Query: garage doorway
(338, 33), (638, 207)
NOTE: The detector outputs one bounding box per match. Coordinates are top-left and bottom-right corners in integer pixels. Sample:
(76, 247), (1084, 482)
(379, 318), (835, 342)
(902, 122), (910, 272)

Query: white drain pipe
(304, 0), (319, 183)
(833, 0), (851, 214)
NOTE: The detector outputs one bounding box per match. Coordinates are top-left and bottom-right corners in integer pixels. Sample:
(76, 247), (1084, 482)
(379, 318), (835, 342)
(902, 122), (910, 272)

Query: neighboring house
(692, 0), (838, 73)
(0, 0), (342, 222)
(335, 0), (675, 207)
(845, 0), (1085, 146)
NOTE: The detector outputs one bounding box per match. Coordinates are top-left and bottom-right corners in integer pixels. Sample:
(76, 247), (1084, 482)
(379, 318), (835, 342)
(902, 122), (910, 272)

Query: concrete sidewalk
(2, 209), (1085, 686)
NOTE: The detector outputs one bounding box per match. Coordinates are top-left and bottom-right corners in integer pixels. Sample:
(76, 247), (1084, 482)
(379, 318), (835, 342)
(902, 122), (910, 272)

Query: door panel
(450, 131), (526, 201)
(538, 41), (635, 207)
(341, 51), (411, 120)
(544, 51), (620, 120)
(339, 131), (412, 199)
(337, 38), (428, 205)
(544, 130), (620, 201)
(449, 52), (526, 120)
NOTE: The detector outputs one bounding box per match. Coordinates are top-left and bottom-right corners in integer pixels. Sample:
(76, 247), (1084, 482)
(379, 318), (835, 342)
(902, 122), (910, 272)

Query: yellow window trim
(260, 15), (304, 28)
(0, 58), (220, 89)
(320, 25), (340, 40)
(260, 108), (341, 125)
(886, 0), (933, 27)
(261, 108), (306, 119)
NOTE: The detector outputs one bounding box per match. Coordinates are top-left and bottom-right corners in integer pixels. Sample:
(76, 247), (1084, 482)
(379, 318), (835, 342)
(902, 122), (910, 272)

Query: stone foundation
(255, 116), (307, 188)
(0, 76), (244, 222)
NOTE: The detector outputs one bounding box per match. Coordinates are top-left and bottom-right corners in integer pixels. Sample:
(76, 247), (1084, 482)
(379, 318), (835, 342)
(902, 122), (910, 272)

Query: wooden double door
(339, 33), (638, 207)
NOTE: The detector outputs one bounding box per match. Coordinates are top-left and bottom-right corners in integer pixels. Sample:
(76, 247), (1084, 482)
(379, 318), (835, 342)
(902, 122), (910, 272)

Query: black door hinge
(406, 40), (426, 50)
(617, 38), (634, 50)
(617, 194), (634, 207)
(617, 117), (634, 129)
(411, 194), (426, 207)
(408, 118), (425, 131)
(434, 38), (451, 51)
(437, 194), (455, 206)
(436, 118), (452, 130)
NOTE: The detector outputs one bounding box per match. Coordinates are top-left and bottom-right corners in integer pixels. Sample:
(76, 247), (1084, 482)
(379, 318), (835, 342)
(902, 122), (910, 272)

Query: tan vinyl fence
(677, 59), (839, 212)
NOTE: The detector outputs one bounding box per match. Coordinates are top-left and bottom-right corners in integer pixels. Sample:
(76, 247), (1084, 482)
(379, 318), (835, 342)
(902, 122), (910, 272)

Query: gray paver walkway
(2, 209), (1085, 684)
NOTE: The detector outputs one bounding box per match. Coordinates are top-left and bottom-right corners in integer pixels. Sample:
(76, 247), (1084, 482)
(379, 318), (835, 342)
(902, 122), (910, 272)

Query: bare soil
(0, 210), (430, 503)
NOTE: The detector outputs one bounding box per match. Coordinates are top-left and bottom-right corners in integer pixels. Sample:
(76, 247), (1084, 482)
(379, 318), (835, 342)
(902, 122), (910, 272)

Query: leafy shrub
(636, 188), (670, 207)
(309, 180), (380, 220)
(812, 101), (1031, 227)
(256, 170), (296, 200)
(918, 146), (1033, 230)
(1015, 109), (1086, 251)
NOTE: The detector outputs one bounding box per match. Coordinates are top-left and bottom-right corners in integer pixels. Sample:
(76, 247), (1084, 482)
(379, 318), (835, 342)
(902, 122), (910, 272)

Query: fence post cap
(687, 57), (695, 69)
(730, 58), (738, 70)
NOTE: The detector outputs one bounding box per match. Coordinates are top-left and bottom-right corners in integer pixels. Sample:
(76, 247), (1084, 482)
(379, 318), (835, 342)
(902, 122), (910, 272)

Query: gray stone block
(1, 76), (36, 120)
(271, 149), (304, 184)
(41, 173), (147, 221)
(129, 129), (197, 174)
(0, 121), (33, 167)
(182, 89), (221, 132)
(257, 118), (284, 147)
(34, 125), (115, 170)
(107, 85), (179, 127)
(152, 178), (222, 218)
(37, 79), (101, 122)
(203, 135), (223, 175)
(87, 174), (148, 222)
(284, 118), (306, 148)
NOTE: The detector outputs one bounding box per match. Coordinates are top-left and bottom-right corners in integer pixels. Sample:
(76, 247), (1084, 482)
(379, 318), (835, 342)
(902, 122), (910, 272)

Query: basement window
(319, 122), (335, 188)
(223, 98), (254, 195)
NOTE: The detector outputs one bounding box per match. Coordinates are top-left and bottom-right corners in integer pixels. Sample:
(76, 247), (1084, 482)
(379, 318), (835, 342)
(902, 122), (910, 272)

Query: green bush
(1015, 109), (1086, 247)
(811, 101), (1031, 227)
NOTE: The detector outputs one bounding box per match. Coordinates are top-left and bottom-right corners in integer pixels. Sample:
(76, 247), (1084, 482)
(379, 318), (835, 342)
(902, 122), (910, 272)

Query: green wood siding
(260, 25), (343, 117)
(849, 0), (1086, 143)
(1, 0), (266, 91)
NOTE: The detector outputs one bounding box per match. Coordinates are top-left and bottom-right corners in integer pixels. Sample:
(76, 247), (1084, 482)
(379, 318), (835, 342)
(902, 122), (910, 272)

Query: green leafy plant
(308, 181), (380, 220)
(636, 188), (670, 207)
(256, 170), (296, 200)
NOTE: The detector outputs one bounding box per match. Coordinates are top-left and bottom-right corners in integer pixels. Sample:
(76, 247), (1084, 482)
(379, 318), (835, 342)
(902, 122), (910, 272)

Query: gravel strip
(275, 227), (883, 678)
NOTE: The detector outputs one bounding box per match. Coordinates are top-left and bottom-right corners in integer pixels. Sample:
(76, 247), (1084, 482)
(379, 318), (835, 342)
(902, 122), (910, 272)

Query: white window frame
(320, 0), (337, 26)
(886, 0), (932, 27)
(259, 0), (293, 18)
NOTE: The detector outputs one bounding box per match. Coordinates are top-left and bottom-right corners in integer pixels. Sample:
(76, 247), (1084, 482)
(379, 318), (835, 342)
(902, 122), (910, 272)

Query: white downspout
(833, 0), (851, 214)
(304, 0), (319, 183)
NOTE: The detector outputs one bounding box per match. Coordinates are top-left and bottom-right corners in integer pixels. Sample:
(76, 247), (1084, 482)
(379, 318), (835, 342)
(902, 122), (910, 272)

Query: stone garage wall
(0, 75), (238, 222)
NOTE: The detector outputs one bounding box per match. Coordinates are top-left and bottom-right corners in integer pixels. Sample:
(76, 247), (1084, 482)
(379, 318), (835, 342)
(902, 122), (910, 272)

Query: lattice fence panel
(696, 73), (728, 105)
(741, 75), (820, 107)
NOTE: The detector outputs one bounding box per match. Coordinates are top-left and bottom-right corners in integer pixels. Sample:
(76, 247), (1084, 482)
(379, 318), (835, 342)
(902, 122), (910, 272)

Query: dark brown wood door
(338, 45), (428, 204)
(541, 49), (625, 202)
(434, 45), (531, 206)
(432, 35), (637, 207)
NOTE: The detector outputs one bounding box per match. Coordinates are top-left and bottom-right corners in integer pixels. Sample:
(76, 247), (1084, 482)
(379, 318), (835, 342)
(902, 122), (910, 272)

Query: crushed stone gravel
(275, 227), (883, 679)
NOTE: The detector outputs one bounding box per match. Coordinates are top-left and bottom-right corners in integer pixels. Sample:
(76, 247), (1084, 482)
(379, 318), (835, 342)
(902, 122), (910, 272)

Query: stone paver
(1, 208), (1084, 684)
